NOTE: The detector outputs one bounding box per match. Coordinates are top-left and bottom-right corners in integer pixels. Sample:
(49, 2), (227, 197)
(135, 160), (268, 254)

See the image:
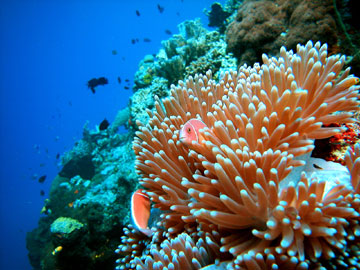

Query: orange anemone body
(131, 189), (152, 236)
(179, 119), (207, 146)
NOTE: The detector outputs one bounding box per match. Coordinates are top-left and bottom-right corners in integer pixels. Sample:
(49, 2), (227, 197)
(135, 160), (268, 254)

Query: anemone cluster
(116, 41), (360, 270)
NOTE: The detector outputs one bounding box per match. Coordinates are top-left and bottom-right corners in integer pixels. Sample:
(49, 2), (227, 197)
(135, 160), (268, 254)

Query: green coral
(50, 217), (84, 235)
(142, 72), (153, 85)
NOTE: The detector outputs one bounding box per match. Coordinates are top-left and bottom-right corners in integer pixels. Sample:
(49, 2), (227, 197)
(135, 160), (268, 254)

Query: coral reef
(117, 41), (360, 269)
(225, 0), (360, 74)
(26, 16), (237, 270)
(131, 18), (237, 126)
(26, 124), (137, 270)
(110, 107), (131, 134)
(26, 2), (360, 269)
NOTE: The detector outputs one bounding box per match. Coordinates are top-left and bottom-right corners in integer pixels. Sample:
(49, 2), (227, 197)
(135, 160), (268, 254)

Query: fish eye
(187, 127), (191, 133)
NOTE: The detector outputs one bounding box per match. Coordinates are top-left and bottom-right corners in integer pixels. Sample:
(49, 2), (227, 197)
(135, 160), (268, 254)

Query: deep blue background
(0, 0), (225, 268)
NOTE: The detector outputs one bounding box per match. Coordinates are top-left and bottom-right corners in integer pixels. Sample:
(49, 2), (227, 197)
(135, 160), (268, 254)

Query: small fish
(40, 206), (47, 214)
(40, 190), (45, 196)
(38, 175), (47, 183)
(52, 246), (63, 255)
(179, 118), (207, 146)
(112, 49), (117, 55)
(157, 4), (164, 13)
(125, 79), (130, 82)
(131, 39), (136, 44)
(124, 86), (130, 90)
(143, 38), (151, 42)
(56, 153), (60, 159)
(117, 77), (121, 84)
(74, 189), (79, 194)
(131, 189), (152, 236)
(136, 10), (140, 16)
(87, 77), (108, 94)
(165, 29), (172, 35)
(68, 202), (74, 208)
(99, 119), (110, 131)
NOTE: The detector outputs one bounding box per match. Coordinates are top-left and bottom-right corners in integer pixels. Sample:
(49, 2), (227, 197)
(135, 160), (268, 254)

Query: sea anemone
(118, 41), (360, 269)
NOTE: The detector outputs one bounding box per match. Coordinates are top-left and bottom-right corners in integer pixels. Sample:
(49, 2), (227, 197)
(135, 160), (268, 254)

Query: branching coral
(120, 41), (360, 269)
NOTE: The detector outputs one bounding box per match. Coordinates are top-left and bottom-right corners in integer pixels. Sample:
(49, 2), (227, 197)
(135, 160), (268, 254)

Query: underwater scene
(1, 0), (360, 269)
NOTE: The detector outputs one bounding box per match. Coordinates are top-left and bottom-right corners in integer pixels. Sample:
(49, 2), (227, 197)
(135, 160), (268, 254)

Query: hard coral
(226, 0), (338, 65)
(118, 41), (360, 269)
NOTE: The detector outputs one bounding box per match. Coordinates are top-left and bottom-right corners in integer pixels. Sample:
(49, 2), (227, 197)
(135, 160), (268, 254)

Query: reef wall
(26, 1), (360, 269)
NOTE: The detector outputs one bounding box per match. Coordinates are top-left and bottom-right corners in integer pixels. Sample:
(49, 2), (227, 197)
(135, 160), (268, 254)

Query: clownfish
(131, 189), (152, 236)
(179, 118), (208, 146)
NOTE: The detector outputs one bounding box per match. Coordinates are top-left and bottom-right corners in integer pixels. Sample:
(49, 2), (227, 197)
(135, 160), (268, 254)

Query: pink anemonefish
(179, 118), (208, 146)
(131, 189), (152, 236)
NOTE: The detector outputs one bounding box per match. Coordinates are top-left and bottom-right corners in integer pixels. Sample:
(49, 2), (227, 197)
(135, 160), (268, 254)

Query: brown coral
(226, 0), (338, 65)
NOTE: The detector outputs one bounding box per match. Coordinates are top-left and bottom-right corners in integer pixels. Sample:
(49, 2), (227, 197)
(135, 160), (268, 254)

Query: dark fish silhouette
(40, 190), (45, 196)
(117, 77), (121, 84)
(38, 175), (47, 183)
(136, 10), (140, 16)
(165, 29), (172, 35)
(143, 38), (151, 42)
(99, 119), (110, 131)
(87, 77), (108, 94)
(157, 4), (164, 13)
(124, 86), (130, 90)
(125, 79), (130, 82)
(112, 50), (117, 55)
(56, 153), (60, 159)
(207, 3), (231, 28)
(131, 39), (136, 44)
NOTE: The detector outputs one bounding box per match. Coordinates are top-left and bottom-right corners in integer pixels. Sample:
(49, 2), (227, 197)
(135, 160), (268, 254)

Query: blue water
(0, 0), (224, 269)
